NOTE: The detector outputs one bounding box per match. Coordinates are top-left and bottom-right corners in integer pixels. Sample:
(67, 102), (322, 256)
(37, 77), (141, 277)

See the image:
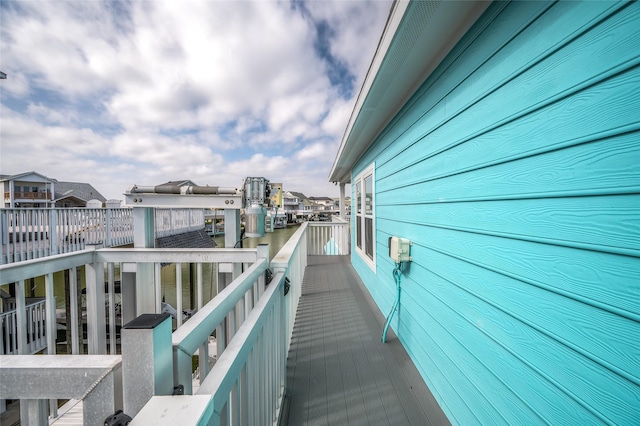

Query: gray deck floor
(283, 256), (450, 426)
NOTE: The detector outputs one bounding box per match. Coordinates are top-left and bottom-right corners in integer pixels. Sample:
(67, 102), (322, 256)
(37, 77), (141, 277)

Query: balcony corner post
(122, 313), (173, 417)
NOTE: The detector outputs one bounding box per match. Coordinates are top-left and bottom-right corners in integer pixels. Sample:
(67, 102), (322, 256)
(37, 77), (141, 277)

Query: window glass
(354, 164), (375, 269)
(365, 176), (372, 215)
(365, 217), (373, 258)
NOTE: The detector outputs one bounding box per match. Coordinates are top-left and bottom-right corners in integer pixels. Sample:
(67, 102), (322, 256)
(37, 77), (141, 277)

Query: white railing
(172, 254), (270, 396)
(0, 208), (134, 264)
(134, 223), (311, 424)
(156, 208), (205, 238)
(188, 224), (309, 425)
(1, 208), (206, 264)
(307, 221), (350, 255)
(0, 221), (344, 424)
(0, 299), (48, 355)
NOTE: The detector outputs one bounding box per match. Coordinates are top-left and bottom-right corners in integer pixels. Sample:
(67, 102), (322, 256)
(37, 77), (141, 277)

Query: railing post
(122, 313), (173, 418)
(44, 275), (57, 420)
(83, 369), (120, 426)
(257, 243), (270, 297)
(15, 280), (27, 354)
(105, 208), (112, 247)
(86, 244), (107, 355)
(49, 209), (58, 256)
(1, 209), (7, 265)
(22, 399), (48, 426)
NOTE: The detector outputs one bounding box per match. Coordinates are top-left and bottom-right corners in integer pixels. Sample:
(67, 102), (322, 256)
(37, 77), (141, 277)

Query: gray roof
(288, 191), (309, 200)
(0, 171), (52, 182)
(53, 180), (106, 202)
(157, 180), (199, 187)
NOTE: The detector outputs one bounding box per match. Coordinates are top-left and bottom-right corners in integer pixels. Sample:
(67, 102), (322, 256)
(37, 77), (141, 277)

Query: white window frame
(353, 163), (376, 271)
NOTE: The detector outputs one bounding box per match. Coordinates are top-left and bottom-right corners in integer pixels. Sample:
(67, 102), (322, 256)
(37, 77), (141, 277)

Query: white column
(339, 182), (346, 220)
(133, 207), (156, 315)
(45, 272), (58, 417)
(86, 245), (106, 354)
(16, 280), (27, 354)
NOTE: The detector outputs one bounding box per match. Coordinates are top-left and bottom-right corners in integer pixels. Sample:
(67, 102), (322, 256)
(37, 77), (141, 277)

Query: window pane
(356, 180), (362, 214)
(356, 216), (362, 249)
(365, 175), (372, 215)
(365, 217), (373, 258)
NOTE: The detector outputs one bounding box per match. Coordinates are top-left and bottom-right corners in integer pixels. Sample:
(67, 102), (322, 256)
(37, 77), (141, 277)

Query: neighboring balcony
(5, 191), (52, 201)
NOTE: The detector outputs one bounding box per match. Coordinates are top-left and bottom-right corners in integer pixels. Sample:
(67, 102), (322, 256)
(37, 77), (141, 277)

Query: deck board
(284, 256), (450, 426)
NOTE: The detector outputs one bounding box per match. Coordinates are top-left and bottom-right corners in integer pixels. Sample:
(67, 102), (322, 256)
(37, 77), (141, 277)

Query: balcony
(0, 221), (444, 425)
(5, 191), (52, 201)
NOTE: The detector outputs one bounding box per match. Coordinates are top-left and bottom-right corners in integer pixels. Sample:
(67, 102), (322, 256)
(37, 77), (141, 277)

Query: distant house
(1, 172), (106, 208)
(308, 196), (334, 211)
(283, 191), (314, 222)
(1, 171), (54, 208)
(52, 180), (106, 207)
(330, 1), (639, 424)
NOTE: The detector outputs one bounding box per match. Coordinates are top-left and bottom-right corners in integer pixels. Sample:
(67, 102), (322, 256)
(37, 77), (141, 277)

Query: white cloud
(0, 0), (392, 200)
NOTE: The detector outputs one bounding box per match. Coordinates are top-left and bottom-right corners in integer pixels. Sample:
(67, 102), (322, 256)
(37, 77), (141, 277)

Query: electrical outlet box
(388, 236), (412, 263)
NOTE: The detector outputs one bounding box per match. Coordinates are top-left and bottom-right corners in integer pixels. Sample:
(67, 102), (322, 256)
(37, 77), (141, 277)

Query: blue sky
(0, 0), (391, 200)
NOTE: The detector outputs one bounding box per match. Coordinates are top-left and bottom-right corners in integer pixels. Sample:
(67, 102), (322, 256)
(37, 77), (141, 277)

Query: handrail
(197, 272), (286, 424)
(172, 258), (267, 355)
(172, 257), (269, 395)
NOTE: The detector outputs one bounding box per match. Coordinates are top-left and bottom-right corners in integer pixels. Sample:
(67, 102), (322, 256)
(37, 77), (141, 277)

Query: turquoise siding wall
(351, 1), (640, 424)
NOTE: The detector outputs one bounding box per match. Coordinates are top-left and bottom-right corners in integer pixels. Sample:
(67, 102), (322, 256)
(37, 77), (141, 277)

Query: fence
(307, 221), (350, 255)
(0, 298), (47, 355)
(0, 208), (205, 264)
(156, 208), (205, 238)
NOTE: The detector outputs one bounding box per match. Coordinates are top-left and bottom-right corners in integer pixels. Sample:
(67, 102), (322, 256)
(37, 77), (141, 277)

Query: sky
(0, 0), (392, 201)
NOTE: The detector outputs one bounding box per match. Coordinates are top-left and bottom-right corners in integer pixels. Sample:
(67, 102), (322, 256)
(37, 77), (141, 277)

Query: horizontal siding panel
(352, 1), (640, 424)
(377, 131), (640, 204)
(378, 194), (640, 255)
(375, 214), (640, 319)
(398, 275), (604, 425)
(399, 309), (536, 425)
(363, 1), (551, 164)
(378, 218), (640, 381)
(377, 65), (640, 191)
(373, 1), (636, 174)
(401, 258), (640, 425)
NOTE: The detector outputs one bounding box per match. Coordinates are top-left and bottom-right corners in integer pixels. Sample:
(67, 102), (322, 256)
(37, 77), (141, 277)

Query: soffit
(329, 0), (490, 184)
